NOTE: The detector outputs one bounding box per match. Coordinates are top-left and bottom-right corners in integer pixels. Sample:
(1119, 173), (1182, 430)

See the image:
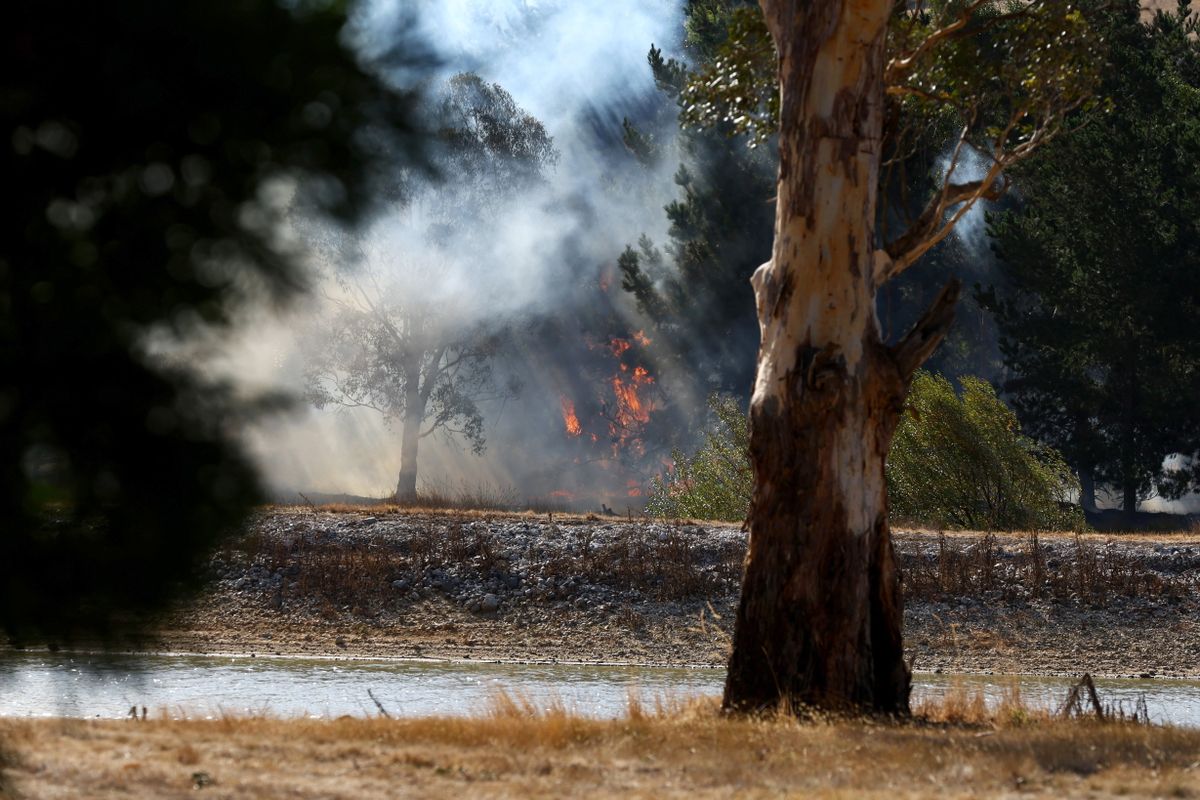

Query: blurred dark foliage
(0, 1), (430, 643)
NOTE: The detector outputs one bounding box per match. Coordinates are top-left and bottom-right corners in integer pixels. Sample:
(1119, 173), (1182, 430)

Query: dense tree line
(985, 0), (1200, 514)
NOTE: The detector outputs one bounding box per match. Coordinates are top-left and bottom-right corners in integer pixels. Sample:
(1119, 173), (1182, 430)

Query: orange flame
(611, 376), (652, 426)
(626, 479), (643, 497)
(609, 338), (631, 357)
(609, 364), (655, 436)
(633, 330), (651, 346)
(549, 489), (575, 500)
(560, 395), (582, 437)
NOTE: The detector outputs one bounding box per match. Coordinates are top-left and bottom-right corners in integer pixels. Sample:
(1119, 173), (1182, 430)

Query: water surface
(1, 651), (1197, 726)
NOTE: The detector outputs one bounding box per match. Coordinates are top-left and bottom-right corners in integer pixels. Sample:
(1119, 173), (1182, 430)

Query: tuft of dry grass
(913, 678), (1044, 727)
(3, 695), (1199, 799)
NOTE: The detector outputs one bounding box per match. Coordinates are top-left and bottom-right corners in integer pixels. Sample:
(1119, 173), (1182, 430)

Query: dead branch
(367, 688), (393, 719)
(1058, 673), (1106, 721)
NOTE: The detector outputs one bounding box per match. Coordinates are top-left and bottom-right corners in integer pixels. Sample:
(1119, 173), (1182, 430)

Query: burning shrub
(646, 395), (751, 522)
(888, 373), (1083, 531)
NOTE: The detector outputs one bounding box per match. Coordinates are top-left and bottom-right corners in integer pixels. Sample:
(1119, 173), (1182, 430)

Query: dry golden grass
(3, 695), (1199, 799)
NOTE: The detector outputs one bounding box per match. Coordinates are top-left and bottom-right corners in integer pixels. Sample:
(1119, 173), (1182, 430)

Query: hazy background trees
(302, 74), (556, 501)
(305, 261), (506, 501)
(1, 1), (429, 641)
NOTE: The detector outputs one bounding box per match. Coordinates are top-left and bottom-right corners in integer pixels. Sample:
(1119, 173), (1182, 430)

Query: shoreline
(10, 644), (1200, 685)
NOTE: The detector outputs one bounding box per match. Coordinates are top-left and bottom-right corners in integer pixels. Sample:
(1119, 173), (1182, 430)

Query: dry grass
(900, 531), (1196, 605)
(899, 526), (1200, 544)
(3, 695), (1199, 799)
(535, 525), (744, 601)
(217, 511), (1196, 624)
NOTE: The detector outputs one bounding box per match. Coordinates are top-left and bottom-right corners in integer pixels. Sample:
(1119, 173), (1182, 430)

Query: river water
(2, 651), (1198, 726)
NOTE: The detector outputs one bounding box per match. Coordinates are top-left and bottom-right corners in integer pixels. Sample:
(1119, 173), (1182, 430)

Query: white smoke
(937, 144), (992, 259)
(209, 0), (689, 502)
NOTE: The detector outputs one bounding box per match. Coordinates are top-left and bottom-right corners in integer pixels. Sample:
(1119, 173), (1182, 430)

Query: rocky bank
(156, 508), (1200, 679)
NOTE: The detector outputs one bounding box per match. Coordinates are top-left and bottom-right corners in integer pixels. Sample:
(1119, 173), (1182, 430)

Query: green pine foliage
(888, 373), (1083, 531)
(618, 5), (776, 396)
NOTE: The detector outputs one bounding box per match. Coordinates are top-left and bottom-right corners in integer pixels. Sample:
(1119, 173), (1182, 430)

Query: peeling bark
(723, 0), (955, 715)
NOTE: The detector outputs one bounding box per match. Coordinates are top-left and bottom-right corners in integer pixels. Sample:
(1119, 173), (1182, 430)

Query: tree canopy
(619, 0), (1065, 407)
(1, 1), (428, 641)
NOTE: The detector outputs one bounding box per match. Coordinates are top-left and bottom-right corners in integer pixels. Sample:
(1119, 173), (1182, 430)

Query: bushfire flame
(610, 373), (653, 426)
(560, 395), (582, 437)
(561, 329), (660, 462)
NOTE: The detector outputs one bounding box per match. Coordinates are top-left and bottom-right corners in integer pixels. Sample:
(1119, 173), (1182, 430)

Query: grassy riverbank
(3, 695), (1199, 798)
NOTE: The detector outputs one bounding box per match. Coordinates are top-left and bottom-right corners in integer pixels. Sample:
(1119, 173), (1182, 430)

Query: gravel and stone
(154, 508), (1200, 680)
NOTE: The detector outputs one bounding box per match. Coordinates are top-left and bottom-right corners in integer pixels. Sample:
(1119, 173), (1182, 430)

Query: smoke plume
(208, 0), (694, 509)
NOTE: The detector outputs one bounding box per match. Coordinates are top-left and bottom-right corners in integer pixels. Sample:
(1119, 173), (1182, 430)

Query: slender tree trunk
(1122, 478), (1138, 516)
(723, 0), (956, 715)
(1120, 346), (1138, 517)
(395, 412), (420, 502)
(1078, 468), (1097, 513)
(395, 357), (424, 503)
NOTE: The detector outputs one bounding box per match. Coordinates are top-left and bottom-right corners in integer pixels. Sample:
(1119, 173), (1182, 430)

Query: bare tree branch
(891, 278), (962, 379)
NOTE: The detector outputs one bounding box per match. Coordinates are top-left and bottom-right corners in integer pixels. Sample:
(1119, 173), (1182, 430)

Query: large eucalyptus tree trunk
(722, 0), (956, 715)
